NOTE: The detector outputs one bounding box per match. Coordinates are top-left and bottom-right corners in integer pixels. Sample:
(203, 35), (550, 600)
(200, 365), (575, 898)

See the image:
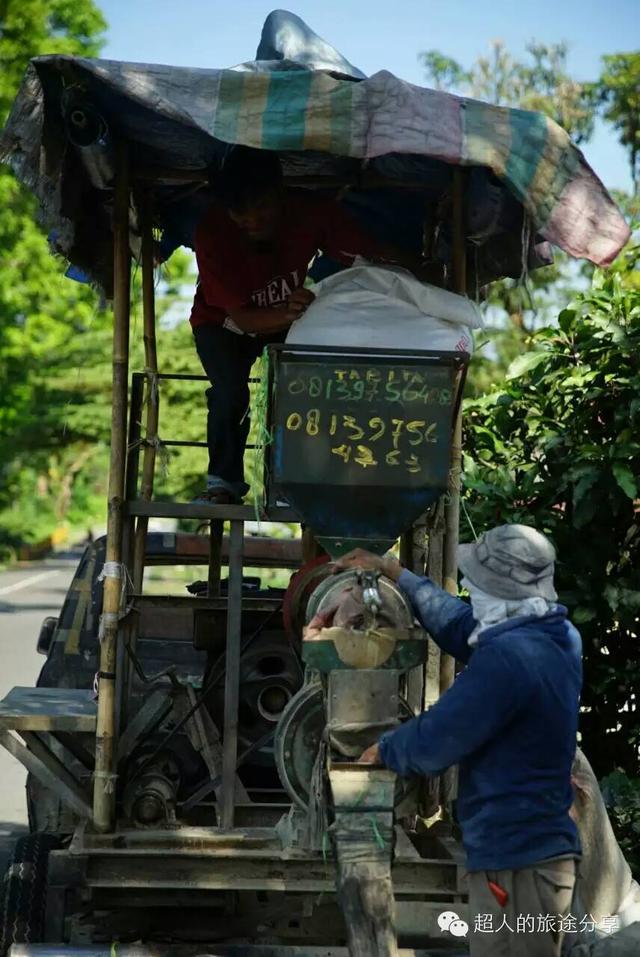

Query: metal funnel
(268, 346), (467, 557)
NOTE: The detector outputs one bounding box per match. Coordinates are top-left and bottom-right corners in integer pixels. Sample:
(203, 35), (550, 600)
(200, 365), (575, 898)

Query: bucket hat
(458, 524), (557, 602)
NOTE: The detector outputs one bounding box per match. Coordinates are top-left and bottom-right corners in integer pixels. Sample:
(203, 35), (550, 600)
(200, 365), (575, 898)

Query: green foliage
(420, 37), (605, 381)
(590, 53), (640, 194)
(463, 244), (640, 777)
(0, 0), (108, 556)
(421, 40), (594, 142)
(419, 51), (469, 91)
(600, 771), (640, 875)
(0, 0), (106, 120)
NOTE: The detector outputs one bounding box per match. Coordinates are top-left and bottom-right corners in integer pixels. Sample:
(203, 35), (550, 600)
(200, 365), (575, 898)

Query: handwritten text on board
(274, 361), (456, 486)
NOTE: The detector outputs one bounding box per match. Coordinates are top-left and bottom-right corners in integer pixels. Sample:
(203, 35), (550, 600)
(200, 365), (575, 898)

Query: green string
(250, 348), (274, 523)
(322, 831), (330, 864)
(370, 815), (386, 850)
(110, 944), (118, 957)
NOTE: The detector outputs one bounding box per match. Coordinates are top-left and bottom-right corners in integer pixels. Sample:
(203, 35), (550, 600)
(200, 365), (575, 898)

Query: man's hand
(357, 742), (382, 765)
(333, 548), (402, 582)
(228, 288), (315, 334)
(282, 287), (315, 323)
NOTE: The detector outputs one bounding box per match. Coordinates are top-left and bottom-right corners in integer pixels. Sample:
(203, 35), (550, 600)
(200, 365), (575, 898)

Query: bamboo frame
(440, 166), (466, 670)
(436, 167), (467, 811)
(90, 150), (467, 833)
(93, 142), (131, 832)
(132, 190), (159, 594)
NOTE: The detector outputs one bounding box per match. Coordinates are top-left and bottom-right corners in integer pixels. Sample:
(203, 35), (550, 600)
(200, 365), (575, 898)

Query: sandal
(191, 487), (242, 506)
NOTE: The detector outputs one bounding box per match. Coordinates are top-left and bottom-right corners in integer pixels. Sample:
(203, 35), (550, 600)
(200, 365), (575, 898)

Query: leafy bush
(464, 241), (640, 778)
(600, 770), (640, 876)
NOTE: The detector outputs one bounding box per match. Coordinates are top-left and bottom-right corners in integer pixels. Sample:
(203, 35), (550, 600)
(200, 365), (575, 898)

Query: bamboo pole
(132, 190), (159, 594)
(93, 142), (131, 832)
(439, 167), (466, 684)
(438, 167), (467, 811)
(441, 166), (466, 609)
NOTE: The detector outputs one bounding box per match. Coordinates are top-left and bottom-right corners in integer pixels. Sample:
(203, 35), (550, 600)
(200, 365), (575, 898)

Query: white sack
(286, 262), (482, 354)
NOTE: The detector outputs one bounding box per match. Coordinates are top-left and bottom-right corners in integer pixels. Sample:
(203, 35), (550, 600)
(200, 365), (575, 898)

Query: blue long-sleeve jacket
(379, 570), (582, 871)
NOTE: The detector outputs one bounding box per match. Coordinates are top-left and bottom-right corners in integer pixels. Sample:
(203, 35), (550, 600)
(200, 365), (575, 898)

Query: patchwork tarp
(0, 10), (630, 291)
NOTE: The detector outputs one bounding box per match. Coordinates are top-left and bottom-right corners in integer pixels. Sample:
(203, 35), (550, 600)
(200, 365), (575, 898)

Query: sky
(99, 0), (639, 193)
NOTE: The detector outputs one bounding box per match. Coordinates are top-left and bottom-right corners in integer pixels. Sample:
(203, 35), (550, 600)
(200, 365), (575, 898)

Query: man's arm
(229, 289), (315, 334)
(195, 217), (315, 334)
(397, 570), (476, 664)
(332, 550), (476, 664)
(378, 641), (526, 777)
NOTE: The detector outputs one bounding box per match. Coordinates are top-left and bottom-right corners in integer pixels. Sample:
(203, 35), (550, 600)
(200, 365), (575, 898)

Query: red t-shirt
(190, 190), (383, 329)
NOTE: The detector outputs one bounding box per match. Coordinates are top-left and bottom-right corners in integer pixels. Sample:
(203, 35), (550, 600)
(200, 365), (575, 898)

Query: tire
(0, 833), (60, 955)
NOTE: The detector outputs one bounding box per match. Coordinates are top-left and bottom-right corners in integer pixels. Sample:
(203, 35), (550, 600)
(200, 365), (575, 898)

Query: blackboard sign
(271, 352), (459, 491)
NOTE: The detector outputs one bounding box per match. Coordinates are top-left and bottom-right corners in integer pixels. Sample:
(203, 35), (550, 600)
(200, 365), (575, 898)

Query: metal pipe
(93, 141), (131, 832)
(220, 519), (244, 829)
(208, 520), (223, 597)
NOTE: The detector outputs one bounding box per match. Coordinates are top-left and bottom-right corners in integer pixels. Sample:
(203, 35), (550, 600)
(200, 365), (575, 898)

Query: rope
(97, 561), (122, 582)
(128, 433), (170, 479)
(97, 561), (134, 641)
(370, 815), (386, 850)
(93, 770), (118, 795)
(98, 611), (119, 641)
(143, 367), (159, 406)
(460, 496), (479, 542)
(250, 348), (272, 523)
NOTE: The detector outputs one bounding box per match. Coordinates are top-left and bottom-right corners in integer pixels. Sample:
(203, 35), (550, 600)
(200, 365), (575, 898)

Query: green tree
(591, 53), (640, 194)
(0, 0), (211, 557)
(421, 40), (594, 142)
(0, 0), (106, 119)
(420, 51), (469, 91)
(463, 243), (640, 778)
(0, 0), (108, 555)
(421, 39), (600, 385)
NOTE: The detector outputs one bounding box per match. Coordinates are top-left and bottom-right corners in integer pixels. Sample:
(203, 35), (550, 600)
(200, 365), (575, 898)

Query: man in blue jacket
(335, 524), (582, 957)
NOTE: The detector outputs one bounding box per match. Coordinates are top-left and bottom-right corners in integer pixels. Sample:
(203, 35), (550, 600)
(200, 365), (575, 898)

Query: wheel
(0, 833), (60, 955)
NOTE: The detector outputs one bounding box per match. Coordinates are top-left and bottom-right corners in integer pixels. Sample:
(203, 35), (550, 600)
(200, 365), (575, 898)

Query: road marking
(0, 570), (60, 597)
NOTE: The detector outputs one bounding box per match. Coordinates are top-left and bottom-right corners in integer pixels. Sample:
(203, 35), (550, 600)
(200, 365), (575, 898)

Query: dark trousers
(193, 324), (283, 496)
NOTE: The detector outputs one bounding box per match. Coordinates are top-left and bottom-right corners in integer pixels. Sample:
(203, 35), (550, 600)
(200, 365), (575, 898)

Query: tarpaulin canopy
(0, 9), (630, 292)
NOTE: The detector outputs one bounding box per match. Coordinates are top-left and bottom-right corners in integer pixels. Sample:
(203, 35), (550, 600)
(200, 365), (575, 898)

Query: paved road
(0, 553), (80, 867)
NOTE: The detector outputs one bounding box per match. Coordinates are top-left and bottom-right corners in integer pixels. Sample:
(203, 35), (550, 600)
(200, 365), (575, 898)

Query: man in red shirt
(191, 146), (395, 503)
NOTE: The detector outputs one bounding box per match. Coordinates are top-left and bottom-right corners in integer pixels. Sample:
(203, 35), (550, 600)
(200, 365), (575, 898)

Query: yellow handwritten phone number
(286, 368), (452, 405)
(284, 409), (438, 474)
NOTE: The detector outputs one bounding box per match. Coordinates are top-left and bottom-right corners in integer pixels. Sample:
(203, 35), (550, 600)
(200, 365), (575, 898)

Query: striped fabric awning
(1, 55), (630, 278)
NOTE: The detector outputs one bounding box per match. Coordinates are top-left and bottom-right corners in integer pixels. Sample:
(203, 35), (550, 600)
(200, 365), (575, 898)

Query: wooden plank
(81, 852), (458, 896)
(207, 520), (223, 597)
(0, 731), (92, 820)
(117, 689), (172, 766)
(125, 500), (299, 523)
(131, 595), (281, 611)
(8, 943), (457, 956)
(0, 687), (97, 733)
(183, 685), (250, 807)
